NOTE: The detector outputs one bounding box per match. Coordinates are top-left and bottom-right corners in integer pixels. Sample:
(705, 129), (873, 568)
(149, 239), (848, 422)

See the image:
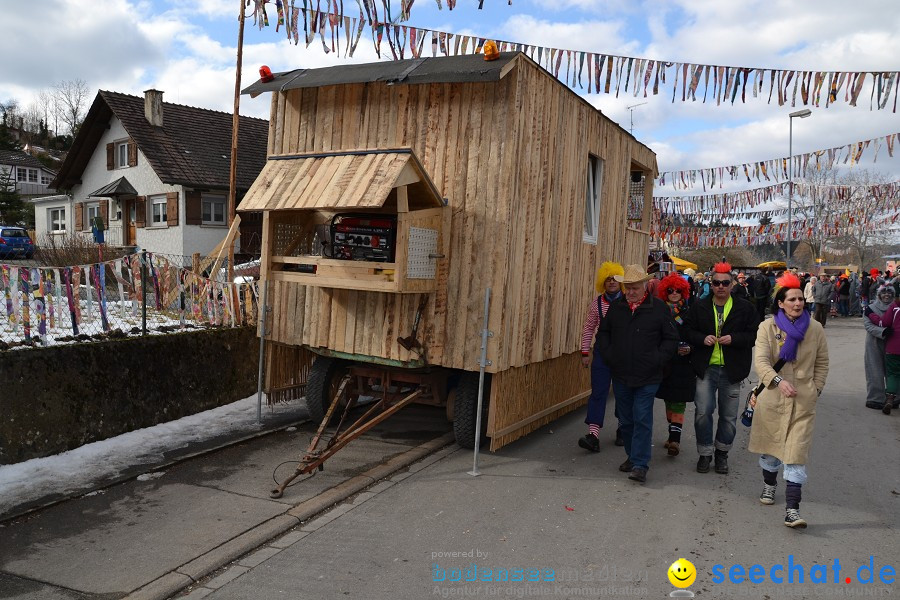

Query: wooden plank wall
(263, 55), (656, 376)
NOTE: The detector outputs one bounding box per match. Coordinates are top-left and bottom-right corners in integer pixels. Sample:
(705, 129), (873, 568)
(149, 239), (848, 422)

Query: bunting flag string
(653, 179), (900, 218)
(279, 7), (900, 113)
(657, 132), (900, 190)
(0, 255), (260, 346)
(654, 210), (900, 249)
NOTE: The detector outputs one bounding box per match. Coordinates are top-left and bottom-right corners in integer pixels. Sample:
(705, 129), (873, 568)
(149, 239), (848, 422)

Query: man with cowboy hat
(599, 264), (680, 483)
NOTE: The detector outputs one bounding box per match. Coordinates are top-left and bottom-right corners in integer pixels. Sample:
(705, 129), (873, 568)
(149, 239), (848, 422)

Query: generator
(330, 213), (397, 262)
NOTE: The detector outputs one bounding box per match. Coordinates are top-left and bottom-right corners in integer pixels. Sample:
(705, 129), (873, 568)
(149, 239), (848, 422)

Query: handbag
(741, 358), (786, 427)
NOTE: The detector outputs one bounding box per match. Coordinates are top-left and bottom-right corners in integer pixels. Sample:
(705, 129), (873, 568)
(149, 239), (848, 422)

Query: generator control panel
(330, 213), (397, 262)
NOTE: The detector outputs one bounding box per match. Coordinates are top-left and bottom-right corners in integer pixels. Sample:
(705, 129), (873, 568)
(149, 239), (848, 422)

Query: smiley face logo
(668, 558), (696, 588)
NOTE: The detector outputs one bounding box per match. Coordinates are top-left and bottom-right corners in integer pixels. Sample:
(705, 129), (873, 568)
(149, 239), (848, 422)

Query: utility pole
(228, 0), (247, 284)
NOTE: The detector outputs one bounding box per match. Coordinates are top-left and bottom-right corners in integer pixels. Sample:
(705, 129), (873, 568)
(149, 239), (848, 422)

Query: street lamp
(787, 108), (812, 267)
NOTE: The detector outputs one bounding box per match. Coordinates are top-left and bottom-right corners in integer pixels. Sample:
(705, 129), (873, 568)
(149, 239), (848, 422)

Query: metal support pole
(255, 279), (269, 426)
(141, 249), (147, 335)
(787, 117), (793, 267)
(469, 287), (492, 477)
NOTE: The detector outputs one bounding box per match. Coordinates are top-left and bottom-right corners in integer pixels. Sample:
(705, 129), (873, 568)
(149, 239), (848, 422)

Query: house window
(628, 172), (645, 228)
(41, 174), (51, 185)
(583, 155), (604, 244)
(49, 208), (66, 232)
(17, 167), (38, 182)
(86, 202), (101, 228)
(117, 141), (129, 168)
(150, 194), (168, 225)
(202, 194), (226, 225)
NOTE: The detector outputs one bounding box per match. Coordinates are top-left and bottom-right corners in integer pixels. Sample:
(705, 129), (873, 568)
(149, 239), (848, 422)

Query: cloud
(494, 14), (638, 55)
(0, 0), (162, 92)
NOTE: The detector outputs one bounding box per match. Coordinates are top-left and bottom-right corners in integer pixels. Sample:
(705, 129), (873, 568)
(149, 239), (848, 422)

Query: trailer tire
(305, 356), (349, 424)
(453, 371), (490, 449)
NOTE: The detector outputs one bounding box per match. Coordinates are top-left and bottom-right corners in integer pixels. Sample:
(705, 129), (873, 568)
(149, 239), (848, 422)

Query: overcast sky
(3, 0), (899, 198)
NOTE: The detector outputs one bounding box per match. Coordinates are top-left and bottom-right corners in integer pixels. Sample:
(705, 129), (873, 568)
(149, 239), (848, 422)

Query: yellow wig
(595, 261), (625, 293)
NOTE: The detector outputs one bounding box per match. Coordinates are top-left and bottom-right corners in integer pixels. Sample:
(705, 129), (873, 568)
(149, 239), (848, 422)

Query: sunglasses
(666, 288), (682, 295)
(710, 279), (731, 287)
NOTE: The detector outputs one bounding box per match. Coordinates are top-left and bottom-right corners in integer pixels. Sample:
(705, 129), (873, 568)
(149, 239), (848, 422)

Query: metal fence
(0, 252), (261, 349)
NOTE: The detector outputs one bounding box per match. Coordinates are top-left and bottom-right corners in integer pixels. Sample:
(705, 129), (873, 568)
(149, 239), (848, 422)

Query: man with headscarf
(683, 262), (759, 475)
(863, 286), (894, 411)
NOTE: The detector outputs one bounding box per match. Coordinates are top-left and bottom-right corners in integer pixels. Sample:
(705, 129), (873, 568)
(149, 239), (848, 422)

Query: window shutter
(100, 200), (109, 227)
(74, 202), (84, 231)
(106, 143), (115, 170)
(135, 196), (146, 228)
(166, 191), (179, 226)
(127, 140), (138, 167)
(185, 191), (202, 225)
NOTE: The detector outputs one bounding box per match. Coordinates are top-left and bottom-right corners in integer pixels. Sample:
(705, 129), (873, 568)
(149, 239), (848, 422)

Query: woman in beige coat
(749, 273), (828, 529)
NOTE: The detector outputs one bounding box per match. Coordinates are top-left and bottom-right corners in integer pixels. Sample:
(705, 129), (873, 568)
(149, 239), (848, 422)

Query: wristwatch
(772, 376), (784, 386)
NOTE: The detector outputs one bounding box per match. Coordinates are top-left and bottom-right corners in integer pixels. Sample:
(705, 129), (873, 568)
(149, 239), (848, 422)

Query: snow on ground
(0, 394), (298, 518)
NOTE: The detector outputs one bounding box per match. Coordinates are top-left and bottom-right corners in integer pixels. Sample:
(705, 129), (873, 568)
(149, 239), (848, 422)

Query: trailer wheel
(453, 371), (490, 449)
(305, 356), (350, 424)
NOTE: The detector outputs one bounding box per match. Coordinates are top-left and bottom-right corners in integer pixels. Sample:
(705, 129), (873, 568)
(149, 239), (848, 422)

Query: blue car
(0, 226), (34, 259)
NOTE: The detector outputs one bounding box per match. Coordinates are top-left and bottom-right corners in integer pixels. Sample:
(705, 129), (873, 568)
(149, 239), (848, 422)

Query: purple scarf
(774, 309), (810, 361)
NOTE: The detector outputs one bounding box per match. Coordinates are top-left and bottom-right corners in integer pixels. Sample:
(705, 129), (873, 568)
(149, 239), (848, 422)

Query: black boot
(884, 394), (895, 415)
(696, 455), (712, 473)
(714, 449), (729, 474)
(866, 400), (885, 410)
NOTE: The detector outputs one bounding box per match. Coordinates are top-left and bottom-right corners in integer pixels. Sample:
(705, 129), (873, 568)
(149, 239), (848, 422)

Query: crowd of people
(580, 260), (831, 530)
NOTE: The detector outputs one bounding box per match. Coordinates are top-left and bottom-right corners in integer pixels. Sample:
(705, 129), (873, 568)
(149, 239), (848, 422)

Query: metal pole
(787, 116), (793, 267)
(141, 249), (147, 335)
(469, 287), (492, 477)
(255, 279), (269, 426)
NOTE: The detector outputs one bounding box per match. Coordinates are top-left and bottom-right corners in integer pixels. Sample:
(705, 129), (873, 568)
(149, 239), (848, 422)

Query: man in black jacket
(683, 262), (759, 475)
(599, 264), (680, 483)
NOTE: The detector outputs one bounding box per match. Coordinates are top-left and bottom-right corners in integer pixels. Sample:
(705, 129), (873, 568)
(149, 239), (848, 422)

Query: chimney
(144, 89), (164, 127)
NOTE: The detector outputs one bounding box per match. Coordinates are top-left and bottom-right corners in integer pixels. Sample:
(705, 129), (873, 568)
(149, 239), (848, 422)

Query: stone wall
(0, 327), (259, 464)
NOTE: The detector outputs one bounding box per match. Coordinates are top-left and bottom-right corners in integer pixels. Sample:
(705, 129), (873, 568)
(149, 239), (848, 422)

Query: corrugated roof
(242, 52), (519, 96)
(52, 91), (269, 192)
(237, 149), (443, 212)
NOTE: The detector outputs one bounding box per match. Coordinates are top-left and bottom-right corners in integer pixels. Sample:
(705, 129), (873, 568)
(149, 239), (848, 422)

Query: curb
(125, 432), (456, 600)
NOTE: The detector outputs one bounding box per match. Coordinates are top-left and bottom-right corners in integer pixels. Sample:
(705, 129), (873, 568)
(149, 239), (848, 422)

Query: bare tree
(785, 163), (843, 269)
(825, 169), (895, 271)
(36, 90), (59, 138)
(53, 79), (90, 136)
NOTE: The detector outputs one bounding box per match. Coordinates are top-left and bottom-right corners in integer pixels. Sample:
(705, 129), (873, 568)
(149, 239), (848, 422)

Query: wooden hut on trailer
(239, 51), (657, 451)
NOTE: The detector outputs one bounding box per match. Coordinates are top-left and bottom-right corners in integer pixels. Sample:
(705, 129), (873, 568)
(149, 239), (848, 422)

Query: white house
(44, 90), (268, 257)
(0, 149), (56, 201)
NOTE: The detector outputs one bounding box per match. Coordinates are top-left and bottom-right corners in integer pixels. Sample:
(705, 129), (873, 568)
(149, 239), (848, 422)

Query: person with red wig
(683, 262), (759, 475)
(750, 272), (828, 528)
(654, 273), (696, 456)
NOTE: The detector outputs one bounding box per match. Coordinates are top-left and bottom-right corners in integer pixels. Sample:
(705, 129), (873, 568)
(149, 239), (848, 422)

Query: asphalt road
(183, 317), (900, 600)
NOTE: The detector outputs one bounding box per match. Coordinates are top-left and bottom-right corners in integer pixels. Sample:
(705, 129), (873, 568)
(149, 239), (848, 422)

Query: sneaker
(664, 440), (680, 456)
(618, 459), (633, 472)
(784, 508), (807, 529)
(697, 455), (712, 473)
(628, 467), (647, 483)
(578, 433), (600, 453)
(714, 450), (729, 474)
(614, 430), (625, 447)
(884, 401), (893, 415)
(759, 484), (777, 505)
(866, 400), (885, 410)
